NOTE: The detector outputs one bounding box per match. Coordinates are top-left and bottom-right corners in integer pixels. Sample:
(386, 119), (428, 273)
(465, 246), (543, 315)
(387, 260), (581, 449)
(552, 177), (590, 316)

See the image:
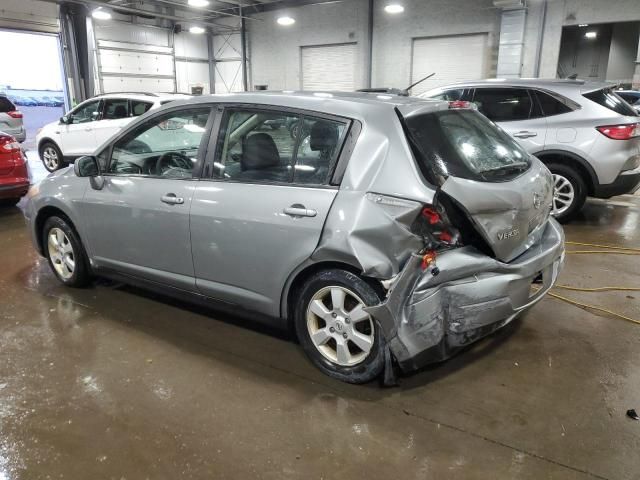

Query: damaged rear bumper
(367, 218), (565, 372)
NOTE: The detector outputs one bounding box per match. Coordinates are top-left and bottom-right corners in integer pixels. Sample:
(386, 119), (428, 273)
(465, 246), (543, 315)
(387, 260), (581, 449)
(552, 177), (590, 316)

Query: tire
(294, 269), (386, 384)
(40, 141), (66, 172)
(0, 197), (21, 207)
(42, 216), (91, 287)
(546, 162), (587, 224)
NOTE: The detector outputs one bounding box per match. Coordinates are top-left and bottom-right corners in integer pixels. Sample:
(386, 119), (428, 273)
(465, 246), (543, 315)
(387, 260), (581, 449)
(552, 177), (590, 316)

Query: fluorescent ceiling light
(188, 0), (210, 6)
(384, 4), (405, 14)
(585, 31), (597, 39)
(578, 23), (589, 27)
(189, 26), (205, 34)
(277, 16), (295, 26)
(91, 8), (112, 20)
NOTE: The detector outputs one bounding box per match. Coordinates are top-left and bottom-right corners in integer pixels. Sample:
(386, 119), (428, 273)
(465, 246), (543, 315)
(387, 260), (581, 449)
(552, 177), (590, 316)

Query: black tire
(39, 141), (66, 172)
(42, 216), (91, 287)
(0, 197), (21, 207)
(546, 162), (587, 224)
(294, 269), (386, 384)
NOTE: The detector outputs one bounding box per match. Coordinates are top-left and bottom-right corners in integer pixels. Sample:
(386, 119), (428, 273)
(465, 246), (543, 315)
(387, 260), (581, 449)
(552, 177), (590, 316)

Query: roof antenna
(402, 72), (436, 95)
(567, 73), (578, 80)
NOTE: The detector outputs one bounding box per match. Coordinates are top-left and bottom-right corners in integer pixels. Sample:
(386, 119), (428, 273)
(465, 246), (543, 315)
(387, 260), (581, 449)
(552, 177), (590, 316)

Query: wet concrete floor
(1, 187), (639, 479)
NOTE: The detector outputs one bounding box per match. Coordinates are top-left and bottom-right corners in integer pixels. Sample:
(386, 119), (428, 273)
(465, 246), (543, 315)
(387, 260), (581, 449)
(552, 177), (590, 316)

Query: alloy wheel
(47, 228), (75, 280)
(43, 146), (59, 171)
(306, 286), (375, 367)
(552, 173), (575, 216)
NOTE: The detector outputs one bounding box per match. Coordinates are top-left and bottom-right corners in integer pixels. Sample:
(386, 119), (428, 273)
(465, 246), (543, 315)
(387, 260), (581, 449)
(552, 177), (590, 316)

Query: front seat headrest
(113, 105), (128, 118)
(310, 121), (339, 152)
(241, 133), (280, 171)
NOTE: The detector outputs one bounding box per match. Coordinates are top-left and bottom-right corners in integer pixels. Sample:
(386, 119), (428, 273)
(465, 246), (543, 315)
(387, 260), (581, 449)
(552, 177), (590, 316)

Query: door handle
(513, 131), (537, 139)
(161, 193), (184, 205)
(283, 206), (317, 217)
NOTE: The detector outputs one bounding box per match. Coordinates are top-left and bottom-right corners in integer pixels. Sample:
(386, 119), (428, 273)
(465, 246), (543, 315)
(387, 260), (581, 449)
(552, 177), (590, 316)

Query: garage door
(301, 43), (357, 91)
(411, 34), (488, 95)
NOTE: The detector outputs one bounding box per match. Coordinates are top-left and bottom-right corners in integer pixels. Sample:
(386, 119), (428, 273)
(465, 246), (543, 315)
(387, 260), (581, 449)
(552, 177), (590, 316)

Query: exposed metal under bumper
(367, 218), (565, 372)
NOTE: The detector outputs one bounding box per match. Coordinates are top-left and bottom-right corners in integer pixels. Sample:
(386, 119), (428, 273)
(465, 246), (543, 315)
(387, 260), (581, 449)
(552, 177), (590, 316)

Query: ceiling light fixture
(189, 26), (206, 34)
(91, 8), (112, 20)
(384, 4), (405, 14)
(277, 16), (295, 26)
(585, 31), (597, 39)
(578, 23), (589, 27)
(188, 0), (210, 7)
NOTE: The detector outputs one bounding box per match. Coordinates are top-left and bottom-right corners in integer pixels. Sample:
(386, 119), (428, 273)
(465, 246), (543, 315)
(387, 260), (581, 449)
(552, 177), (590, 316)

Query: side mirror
(74, 155), (99, 177)
(60, 115), (70, 124)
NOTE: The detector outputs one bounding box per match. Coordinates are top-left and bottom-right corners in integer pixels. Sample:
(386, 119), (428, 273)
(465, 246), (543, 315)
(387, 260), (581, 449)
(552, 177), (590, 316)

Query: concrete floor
(1, 171), (639, 479)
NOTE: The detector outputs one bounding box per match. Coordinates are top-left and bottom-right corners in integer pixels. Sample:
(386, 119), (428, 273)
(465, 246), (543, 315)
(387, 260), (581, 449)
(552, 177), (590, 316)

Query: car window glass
(0, 97), (14, 112)
(131, 100), (153, 116)
(431, 89), (465, 101)
(583, 88), (637, 116)
(294, 118), (346, 185)
(102, 99), (129, 120)
(534, 90), (573, 117)
(472, 88), (533, 122)
(70, 101), (101, 124)
(108, 108), (210, 178)
(214, 109), (301, 183)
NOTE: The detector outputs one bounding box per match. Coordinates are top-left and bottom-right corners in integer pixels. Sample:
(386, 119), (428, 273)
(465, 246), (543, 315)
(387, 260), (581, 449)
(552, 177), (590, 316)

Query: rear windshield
(583, 88), (638, 117)
(0, 96), (15, 112)
(402, 109), (531, 183)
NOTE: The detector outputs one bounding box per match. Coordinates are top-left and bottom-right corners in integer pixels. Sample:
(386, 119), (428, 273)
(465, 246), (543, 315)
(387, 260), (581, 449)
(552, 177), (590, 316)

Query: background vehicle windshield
(403, 109), (531, 182)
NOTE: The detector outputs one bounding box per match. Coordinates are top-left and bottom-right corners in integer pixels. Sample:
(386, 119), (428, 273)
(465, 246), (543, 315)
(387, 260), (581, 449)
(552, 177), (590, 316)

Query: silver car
(24, 92), (564, 384)
(0, 95), (25, 143)
(423, 80), (640, 222)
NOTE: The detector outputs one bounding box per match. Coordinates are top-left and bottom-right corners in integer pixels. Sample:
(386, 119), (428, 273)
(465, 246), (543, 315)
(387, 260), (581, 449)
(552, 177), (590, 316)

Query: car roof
(425, 78), (614, 95)
(164, 90), (446, 119)
(91, 92), (191, 102)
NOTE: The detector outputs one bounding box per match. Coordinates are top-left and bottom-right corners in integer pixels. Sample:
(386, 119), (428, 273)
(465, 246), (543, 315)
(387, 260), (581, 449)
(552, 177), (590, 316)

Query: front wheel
(294, 269), (385, 384)
(547, 163), (587, 224)
(40, 142), (66, 172)
(42, 216), (91, 287)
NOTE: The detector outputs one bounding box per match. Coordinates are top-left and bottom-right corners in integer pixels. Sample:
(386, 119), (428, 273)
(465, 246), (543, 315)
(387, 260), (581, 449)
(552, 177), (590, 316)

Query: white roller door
(411, 34), (488, 95)
(301, 43), (356, 91)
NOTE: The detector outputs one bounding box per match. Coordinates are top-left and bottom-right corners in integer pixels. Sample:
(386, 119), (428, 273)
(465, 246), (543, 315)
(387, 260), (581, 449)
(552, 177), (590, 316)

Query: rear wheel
(294, 269), (385, 384)
(546, 162), (587, 223)
(42, 216), (91, 287)
(40, 142), (65, 172)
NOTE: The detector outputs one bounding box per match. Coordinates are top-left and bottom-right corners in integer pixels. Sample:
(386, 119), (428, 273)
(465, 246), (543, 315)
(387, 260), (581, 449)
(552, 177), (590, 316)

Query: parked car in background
(0, 132), (29, 206)
(25, 92), (564, 383)
(0, 95), (25, 143)
(617, 90), (640, 114)
(423, 80), (640, 222)
(41, 96), (64, 107)
(14, 97), (38, 107)
(36, 92), (190, 172)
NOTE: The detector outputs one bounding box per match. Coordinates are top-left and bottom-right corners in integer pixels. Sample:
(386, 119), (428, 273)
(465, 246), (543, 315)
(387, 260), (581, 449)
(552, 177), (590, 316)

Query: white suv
(37, 92), (190, 172)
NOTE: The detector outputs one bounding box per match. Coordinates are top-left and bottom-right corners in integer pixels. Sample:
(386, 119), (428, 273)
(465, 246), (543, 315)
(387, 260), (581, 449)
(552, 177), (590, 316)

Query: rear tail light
(0, 135), (21, 152)
(411, 203), (462, 253)
(448, 100), (472, 109)
(7, 110), (23, 119)
(596, 123), (639, 140)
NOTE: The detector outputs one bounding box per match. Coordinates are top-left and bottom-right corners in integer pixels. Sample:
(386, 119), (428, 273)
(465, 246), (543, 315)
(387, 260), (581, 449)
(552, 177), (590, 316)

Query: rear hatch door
(399, 104), (554, 263)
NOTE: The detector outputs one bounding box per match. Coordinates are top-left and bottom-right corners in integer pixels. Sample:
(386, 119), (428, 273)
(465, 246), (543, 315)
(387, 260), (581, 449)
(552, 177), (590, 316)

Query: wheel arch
(34, 205), (82, 256)
(533, 149), (598, 196)
(38, 137), (61, 157)
(281, 260), (384, 328)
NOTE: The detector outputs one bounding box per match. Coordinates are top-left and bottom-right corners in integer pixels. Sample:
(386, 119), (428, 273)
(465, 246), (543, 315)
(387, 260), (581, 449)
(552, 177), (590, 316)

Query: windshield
(402, 109), (531, 183)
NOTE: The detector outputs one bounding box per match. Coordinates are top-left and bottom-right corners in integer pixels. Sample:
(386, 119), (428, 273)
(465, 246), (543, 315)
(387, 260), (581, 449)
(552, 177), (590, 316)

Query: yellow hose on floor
(545, 241), (640, 325)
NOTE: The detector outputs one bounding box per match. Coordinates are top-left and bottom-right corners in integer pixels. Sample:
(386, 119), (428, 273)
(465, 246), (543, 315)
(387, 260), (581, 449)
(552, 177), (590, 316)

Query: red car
(0, 132), (30, 207)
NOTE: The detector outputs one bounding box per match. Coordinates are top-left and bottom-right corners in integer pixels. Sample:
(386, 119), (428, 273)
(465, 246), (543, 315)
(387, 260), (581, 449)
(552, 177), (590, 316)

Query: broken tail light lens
(596, 123), (639, 140)
(412, 203), (462, 250)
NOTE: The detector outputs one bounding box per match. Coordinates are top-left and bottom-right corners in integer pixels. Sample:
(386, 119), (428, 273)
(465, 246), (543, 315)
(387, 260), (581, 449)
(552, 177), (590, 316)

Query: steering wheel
(155, 152), (192, 176)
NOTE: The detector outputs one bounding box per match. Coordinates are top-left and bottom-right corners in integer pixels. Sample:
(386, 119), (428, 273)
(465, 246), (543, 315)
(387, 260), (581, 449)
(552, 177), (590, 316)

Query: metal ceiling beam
(42, 0), (239, 30)
(218, 0), (345, 13)
(139, 0), (256, 20)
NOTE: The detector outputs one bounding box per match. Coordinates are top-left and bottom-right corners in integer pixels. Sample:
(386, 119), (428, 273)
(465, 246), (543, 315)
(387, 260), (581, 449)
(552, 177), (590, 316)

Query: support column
(59, 2), (95, 102)
(633, 34), (640, 89)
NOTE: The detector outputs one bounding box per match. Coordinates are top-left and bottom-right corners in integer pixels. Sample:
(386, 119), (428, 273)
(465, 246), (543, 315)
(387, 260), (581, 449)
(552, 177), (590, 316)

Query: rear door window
(0, 97), (15, 112)
(131, 100), (153, 116)
(472, 88), (533, 122)
(428, 88), (469, 102)
(102, 99), (129, 120)
(402, 109), (531, 183)
(532, 90), (575, 117)
(583, 88), (637, 116)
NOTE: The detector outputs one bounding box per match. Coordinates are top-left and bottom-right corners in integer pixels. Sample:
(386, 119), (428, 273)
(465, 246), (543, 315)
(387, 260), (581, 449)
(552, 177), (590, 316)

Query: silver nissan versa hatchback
(25, 92), (565, 384)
